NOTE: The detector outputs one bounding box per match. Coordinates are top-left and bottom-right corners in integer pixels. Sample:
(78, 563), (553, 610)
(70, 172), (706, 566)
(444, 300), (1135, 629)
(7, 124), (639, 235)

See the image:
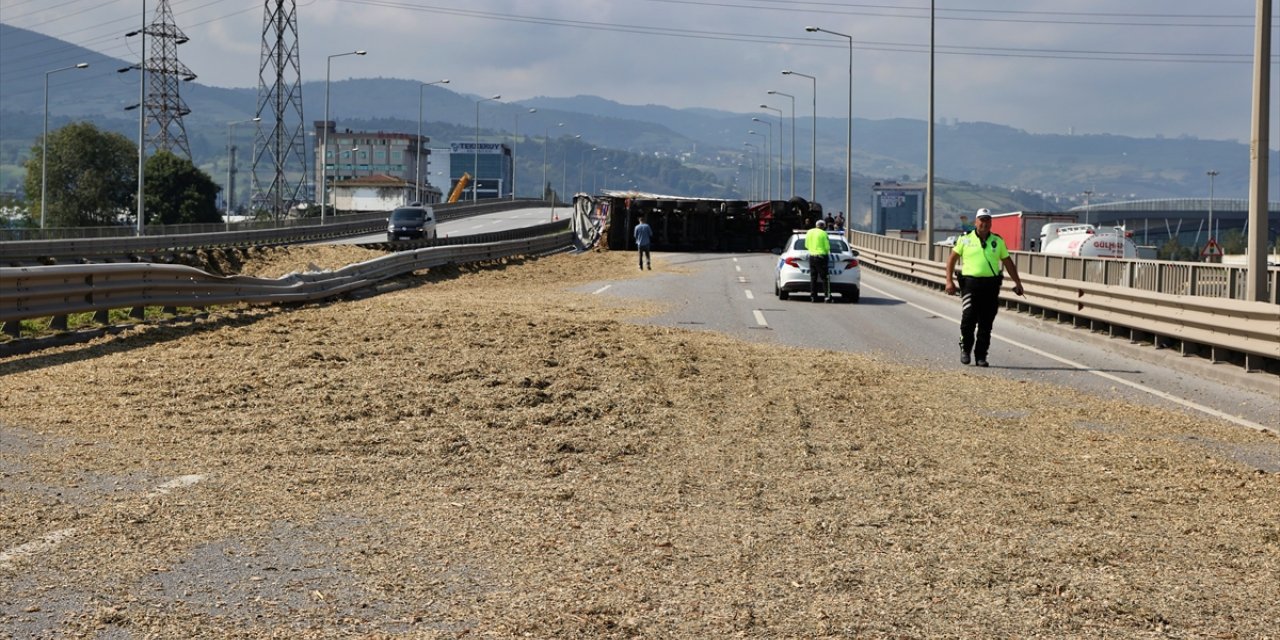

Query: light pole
(41, 62), (88, 230)
(743, 142), (759, 201)
(806, 26), (852, 220)
(513, 107), (535, 200)
(126, 4), (146, 236)
(748, 127), (769, 200)
(322, 49), (367, 225)
(768, 90), (796, 199)
(561, 134), (580, 200)
(473, 94), (501, 202)
(226, 117), (260, 223)
(543, 122), (563, 202)
(760, 105), (784, 200)
(417, 79), (449, 204)
(1206, 170), (1219, 245)
(782, 70), (817, 201)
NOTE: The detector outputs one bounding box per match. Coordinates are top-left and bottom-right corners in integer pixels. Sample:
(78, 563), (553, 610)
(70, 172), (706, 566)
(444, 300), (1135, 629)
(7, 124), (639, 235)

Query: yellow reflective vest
(952, 231), (1009, 277)
(804, 227), (830, 256)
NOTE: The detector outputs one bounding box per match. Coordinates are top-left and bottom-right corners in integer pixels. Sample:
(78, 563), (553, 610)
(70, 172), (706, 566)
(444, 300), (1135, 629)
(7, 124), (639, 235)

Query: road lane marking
(735, 265), (742, 272)
(593, 285), (612, 295)
(146, 474), (206, 498)
(744, 290), (755, 300)
(0, 528), (78, 566)
(861, 282), (1275, 434)
(733, 257), (739, 262)
(753, 310), (768, 327)
(0, 474), (208, 568)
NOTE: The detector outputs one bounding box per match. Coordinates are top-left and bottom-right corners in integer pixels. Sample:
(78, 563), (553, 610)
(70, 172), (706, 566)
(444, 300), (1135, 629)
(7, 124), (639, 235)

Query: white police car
(773, 231), (861, 302)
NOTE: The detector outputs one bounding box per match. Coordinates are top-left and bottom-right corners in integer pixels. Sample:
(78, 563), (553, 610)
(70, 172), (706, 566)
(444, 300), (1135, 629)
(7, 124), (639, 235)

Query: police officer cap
(815, 219), (826, 228)
(975, 208), (993, 219)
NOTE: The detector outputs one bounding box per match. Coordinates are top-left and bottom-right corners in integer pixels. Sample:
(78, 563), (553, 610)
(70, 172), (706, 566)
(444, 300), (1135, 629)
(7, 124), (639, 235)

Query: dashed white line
(861, 282), (1275, 434)
(593, 284), (612, 295)
(735, 265), (742, 272)
(0, 474), (208, 568)
(744, 290), (755, 300)
(753, 310), (768, 327)
(0, 528), (78, 566)
(146, 474), (206, 498)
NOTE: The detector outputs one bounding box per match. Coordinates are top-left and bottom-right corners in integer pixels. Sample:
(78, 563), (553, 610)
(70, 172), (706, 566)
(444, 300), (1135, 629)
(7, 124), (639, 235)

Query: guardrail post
(2, 320), (20, 338)
(93, 309), (110, 325)
(129, 306), (146, 320)
(50, 314), (68, 331)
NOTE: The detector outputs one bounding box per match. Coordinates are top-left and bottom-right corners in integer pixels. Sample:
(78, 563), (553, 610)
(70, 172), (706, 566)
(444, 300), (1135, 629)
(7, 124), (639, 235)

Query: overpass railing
(0, 200), (542, 266)
(849, 231), (1280, 370)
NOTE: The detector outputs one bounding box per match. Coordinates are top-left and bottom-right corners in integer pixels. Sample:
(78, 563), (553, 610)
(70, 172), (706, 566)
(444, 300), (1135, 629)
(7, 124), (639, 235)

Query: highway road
(582, 251), (1280, 435)
(331, 205), (568, 245)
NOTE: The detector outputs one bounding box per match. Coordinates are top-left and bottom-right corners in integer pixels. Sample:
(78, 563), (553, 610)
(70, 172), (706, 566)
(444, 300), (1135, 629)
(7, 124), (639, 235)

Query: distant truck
(1039, 223), (1139, 258)
(988, 211), (1079, 251)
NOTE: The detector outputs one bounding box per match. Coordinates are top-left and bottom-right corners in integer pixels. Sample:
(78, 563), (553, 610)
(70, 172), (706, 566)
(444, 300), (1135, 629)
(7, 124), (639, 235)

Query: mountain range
(2, 23), (1275, 225)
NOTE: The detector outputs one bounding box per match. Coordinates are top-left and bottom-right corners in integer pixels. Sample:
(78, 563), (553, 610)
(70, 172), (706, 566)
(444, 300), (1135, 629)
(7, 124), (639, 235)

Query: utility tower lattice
(251, 0), (308, 218)
(142, 0), (196, 159)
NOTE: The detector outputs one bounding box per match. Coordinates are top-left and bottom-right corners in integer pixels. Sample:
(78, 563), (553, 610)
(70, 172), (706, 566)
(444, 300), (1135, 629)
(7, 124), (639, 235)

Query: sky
(2, 0), (1277, 146)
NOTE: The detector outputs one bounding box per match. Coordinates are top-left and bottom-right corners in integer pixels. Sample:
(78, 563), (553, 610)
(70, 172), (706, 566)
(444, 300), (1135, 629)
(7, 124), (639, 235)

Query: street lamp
(417, 78), (449, 203)
(474, 94), (501, 202)
(760, 105), (784, 200)
(126, 5), (146, 236)
(543, 122), (563, 202)
(748, 126), (769, 200)
(782, 70), (817, 201)
(743, 142), (759, 201)
(562, 134), (580, 200)
(226, 116), (261, 224)
(322, 49), (367, 225)
(513, 107), (536, 200)
(805, 26), (852, 219)
(41, 62), (89, 230)
(1206, 170), (1220, 246)
(768, 90), (796, 199)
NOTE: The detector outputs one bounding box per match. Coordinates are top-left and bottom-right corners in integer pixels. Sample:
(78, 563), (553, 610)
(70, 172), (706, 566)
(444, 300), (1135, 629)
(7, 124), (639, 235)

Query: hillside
(3, 23), (1274, 224)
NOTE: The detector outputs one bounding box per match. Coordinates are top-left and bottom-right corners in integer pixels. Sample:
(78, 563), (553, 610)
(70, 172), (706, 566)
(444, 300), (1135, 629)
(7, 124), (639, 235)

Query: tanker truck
(1039, 223), (1138, 258)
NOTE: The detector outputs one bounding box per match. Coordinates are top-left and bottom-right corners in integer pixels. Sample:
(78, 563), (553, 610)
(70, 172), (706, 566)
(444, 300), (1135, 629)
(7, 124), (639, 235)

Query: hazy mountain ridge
(3, 22), (1274, 210)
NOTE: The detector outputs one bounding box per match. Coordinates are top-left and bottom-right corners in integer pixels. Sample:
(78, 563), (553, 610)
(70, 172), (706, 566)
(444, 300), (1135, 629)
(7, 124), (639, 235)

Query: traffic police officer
(945, 208), (1026, 366)
(805, 218), (832, 302)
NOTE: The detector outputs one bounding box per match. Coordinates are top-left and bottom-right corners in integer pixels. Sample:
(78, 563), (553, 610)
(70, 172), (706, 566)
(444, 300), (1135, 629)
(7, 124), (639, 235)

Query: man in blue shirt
(634, 216), (653, 270)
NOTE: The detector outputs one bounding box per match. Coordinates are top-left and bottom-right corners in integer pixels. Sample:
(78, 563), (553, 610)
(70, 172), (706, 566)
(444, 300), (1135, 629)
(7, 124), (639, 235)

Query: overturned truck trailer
(585, 190), (823, 252)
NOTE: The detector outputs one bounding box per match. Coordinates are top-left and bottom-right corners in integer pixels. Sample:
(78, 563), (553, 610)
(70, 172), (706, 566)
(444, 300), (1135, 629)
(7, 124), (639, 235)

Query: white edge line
(861, 282), (1276, 434)
(753, 310), (768, 327)
(745, 290), (755, 300)
(592, 284), (612, 295)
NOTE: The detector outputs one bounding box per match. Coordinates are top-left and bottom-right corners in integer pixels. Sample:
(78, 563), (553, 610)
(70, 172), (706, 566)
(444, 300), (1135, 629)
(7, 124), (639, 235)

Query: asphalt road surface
(581, 251), (1280, 433)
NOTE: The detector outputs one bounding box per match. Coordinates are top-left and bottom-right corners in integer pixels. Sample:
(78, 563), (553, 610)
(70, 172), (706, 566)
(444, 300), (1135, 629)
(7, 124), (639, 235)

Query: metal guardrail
(849, 231), (1280, 305)
(849, 233), (1280, 371)
(0, 199), (548, 266)
(1, 231), (574, 337)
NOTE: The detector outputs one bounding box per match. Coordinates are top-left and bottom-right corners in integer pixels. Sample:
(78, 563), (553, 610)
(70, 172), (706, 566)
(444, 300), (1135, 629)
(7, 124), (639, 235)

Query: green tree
(23, 122), (137, 227)
(143, 150), (222, 225)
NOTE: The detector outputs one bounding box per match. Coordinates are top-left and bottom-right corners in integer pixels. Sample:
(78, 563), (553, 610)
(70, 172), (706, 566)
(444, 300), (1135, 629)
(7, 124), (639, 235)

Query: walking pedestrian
(634, 215), (653, 270)
(805, 218), (831, 302)
(944, 208), (1026, 366)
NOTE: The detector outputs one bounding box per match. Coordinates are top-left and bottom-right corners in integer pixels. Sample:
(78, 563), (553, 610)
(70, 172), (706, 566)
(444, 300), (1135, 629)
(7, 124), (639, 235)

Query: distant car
(774, 231), (862, 302)
(386, 205), (437, 241)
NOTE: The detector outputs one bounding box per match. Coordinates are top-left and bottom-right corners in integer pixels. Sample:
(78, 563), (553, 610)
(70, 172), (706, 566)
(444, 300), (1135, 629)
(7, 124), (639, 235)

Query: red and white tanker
(1039, 223), (1138, 259)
